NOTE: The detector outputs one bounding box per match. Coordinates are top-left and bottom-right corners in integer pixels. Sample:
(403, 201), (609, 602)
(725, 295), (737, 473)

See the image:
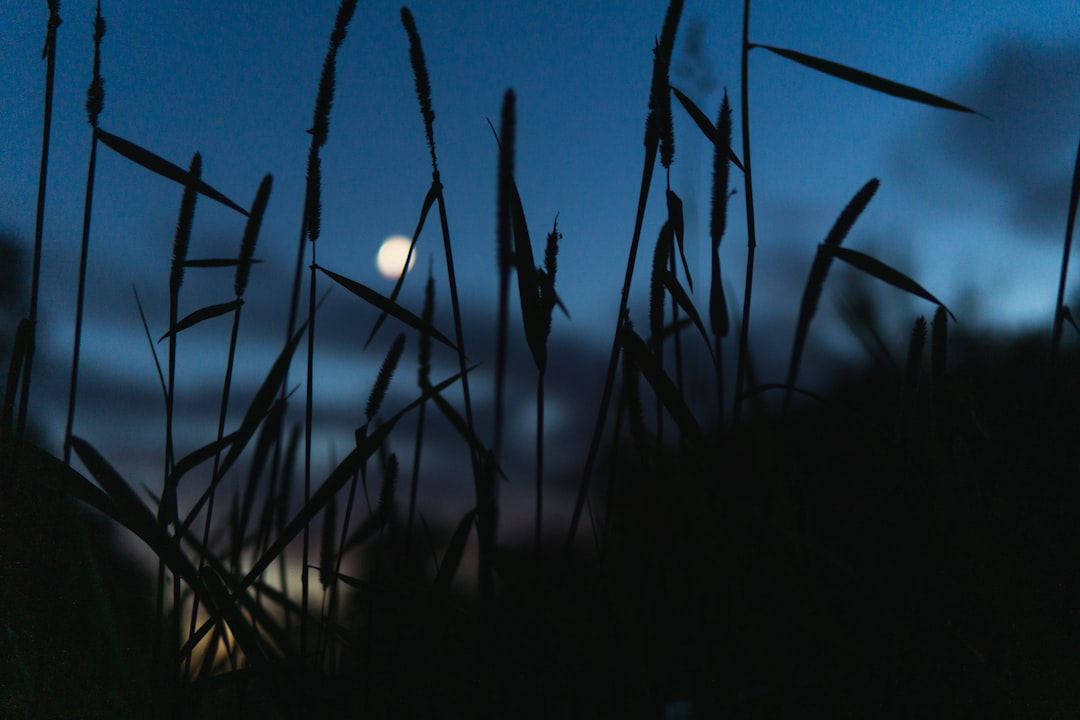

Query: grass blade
(785, 179), (880, 412)
(566, 2), (676, 555)
(427, 387), (504, 479)
(233, 399), (287, 558)
(666, 190), (692, 290)
(156, 299), (242, 342)
(169, 428), (241, 490)
(239, 369), (470, 591)
(14, 441), (118, 522)
(316, 264), (457, 351)
(198, 566), (270, 668)
(620, 323), (704, 448)
(214, 321), (308, 484)
(365, 181), (439, 348)
(829, 245), (956, 321)
(131, 286), (167, 404)
(428, 508), (477, 616)
(95, 128), (247, 214)
(340, 498), (392, 555)
(70, 436), (203, 593)
(508, 166), (547, 373)
(749, 44), (983, 116)
(671, 85), (745, 171)
(649, 222), (673, 344)
(657, 267), (714, 360)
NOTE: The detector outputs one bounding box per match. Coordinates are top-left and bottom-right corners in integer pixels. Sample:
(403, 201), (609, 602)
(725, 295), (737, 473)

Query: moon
(376, 235), (416, 280)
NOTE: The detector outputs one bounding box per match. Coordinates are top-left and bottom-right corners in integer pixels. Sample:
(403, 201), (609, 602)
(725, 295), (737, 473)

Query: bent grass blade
(749, 44), (984, 116)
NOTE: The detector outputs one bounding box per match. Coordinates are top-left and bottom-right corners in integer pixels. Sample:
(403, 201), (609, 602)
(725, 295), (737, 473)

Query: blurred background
(1, 0), (1078, 540)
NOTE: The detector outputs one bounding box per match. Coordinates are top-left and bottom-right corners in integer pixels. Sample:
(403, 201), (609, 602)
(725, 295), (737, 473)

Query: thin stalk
(733, 0), (759, 425)
(493, 94), (515, 466)
(402, 8), (487, 680)
(408, 266), (435, 555)
(18, 0), (63, 439)
(708, 90), (734, 437)
(432, 182), (483, 565)
(406, 401), (428, 554)
(65, 0), (106, 465)
(292, 0), (358, 658)
(564, 144), (657, 558)
(302, 238), (316, 657)
(1051, 134), (1080, 355)
(535, 218), (559, 559)
(273, 188), (308, 650)
(160, 153), (200, 678)
(184, 301), (241, 671)
(565, 0), (682, 557)
(65, 134), (98, 465)
(669, 250), (685, 399)
(186, 173), (269, 669)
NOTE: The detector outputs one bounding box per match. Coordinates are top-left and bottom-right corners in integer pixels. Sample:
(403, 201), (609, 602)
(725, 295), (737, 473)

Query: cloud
(898, 34), (1080, 239)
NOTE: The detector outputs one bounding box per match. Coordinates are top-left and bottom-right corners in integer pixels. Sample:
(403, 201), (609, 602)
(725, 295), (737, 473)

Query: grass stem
(733, 0), (759, 426)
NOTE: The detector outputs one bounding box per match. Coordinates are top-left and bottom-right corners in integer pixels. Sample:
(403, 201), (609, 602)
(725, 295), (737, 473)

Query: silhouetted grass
(3, 1), (1080, 718)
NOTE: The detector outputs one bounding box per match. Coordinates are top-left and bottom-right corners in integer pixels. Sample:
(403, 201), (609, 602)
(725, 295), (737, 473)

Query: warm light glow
(376, 235), (416, 280)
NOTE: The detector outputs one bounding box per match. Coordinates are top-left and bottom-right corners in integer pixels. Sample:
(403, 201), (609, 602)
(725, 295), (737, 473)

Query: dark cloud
(899, 34), (1080, 239)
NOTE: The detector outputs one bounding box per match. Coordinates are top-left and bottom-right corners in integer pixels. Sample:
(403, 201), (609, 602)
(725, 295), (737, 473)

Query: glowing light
(376, 235), (416, 280)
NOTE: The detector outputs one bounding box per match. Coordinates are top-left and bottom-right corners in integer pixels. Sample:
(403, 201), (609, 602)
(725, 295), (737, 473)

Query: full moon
(376, 235), (416, 280)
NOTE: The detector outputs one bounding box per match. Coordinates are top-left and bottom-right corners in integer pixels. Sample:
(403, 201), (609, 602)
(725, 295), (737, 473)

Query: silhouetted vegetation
(2, 1), (1079, 718)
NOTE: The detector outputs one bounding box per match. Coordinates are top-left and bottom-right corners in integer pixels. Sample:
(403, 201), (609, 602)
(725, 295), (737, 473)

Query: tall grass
(4, 1), (1080, 718)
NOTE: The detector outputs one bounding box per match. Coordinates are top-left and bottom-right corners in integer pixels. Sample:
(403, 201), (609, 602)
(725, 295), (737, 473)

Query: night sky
(2, 0), (1078, 537)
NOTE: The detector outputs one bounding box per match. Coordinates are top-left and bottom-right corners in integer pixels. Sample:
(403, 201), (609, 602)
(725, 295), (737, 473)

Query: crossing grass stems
(2, 1), (1080, 718)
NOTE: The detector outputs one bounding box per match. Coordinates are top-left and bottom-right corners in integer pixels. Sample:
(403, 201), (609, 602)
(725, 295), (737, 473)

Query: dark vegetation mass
(2, 1), (1079, 718)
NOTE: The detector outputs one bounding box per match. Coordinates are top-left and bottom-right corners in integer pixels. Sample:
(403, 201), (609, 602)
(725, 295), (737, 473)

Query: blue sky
(2, 0), (1078, 536)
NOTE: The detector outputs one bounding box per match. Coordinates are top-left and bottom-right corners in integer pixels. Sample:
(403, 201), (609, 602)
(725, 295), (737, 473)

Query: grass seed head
(646, 0), (683, 166)
(496, 89), (516, 278)
(823, 178), (880, 249)
(85, 1), (106, 127)
(310, 0), (358, 147)
(710, 91), (732, 252)
(170, 152), (202, 294)
(366, 333), (406, 422)
(401, 7), (438, 171)
(235, 174), (272, 297)
(311, 54), (336, 149)
(539, 216), (562, 340)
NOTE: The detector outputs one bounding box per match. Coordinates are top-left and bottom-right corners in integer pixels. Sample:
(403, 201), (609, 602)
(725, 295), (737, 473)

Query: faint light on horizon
(376, 235), (416, 280)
